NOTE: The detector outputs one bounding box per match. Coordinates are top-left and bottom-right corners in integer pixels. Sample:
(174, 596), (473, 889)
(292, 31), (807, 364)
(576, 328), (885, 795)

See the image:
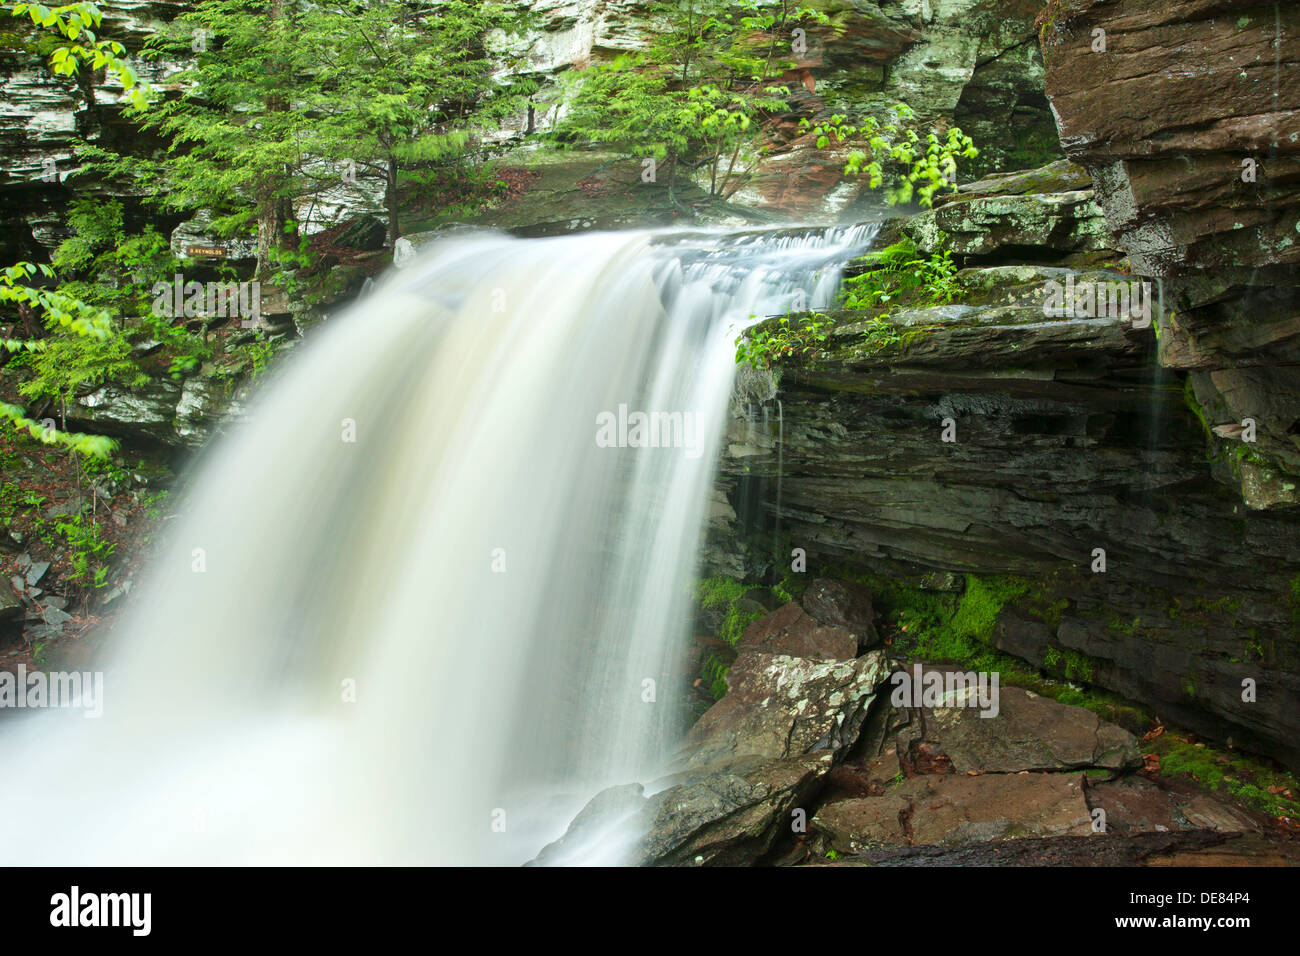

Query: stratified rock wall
(710, 166), (1300, 771)
(1039, 0), (1300, 506)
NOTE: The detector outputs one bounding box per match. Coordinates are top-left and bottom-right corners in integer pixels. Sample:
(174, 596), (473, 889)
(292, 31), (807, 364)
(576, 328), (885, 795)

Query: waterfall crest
(1, 224), (872, 865)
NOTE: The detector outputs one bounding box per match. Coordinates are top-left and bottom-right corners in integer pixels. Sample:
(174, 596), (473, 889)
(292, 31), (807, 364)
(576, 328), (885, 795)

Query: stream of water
(1, 223), (873, 865)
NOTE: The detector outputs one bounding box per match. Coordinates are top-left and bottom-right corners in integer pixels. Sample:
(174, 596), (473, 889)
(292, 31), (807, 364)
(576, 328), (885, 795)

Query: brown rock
(813, 793), (912, 852)
(1179, 796), (1258, 833)
(1040, 0), (1300, 276)
(893, 669), (1142, 773)
(737, 601), (858, 660)
(1087, 778), (1181, 835)
(800, 578), (880, 649)
(1039, 0), (1300, 506)
(814, 772), (1093, 851)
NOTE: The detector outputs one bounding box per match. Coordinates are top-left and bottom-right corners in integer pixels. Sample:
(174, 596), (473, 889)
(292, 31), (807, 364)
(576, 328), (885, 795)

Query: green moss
(701, 653), (731, 701)
(692, 575), (780, 696)
(694, 576), (750, 613)
(693, 575), (768, 647)
(949, 575), (1030, 642)
(720, 602), (766, 647)
(772, 562), (809, 604)
(1043, 646), (1095, 682)
(1025, 591), (1069, 630)
(855, 317), (932, 357)
(1108, 616), (1141, 636)
(1153, 736), (1300, 820)
(882, 574), (1031, 671)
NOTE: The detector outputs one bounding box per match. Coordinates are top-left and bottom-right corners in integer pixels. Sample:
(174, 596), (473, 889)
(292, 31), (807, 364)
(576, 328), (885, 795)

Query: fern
(840, 239), (962, 315)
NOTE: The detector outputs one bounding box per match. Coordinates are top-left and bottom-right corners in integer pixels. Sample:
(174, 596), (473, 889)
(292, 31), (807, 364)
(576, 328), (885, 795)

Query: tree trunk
(385, 157), (401, 249)
(255, 198), (281, 281)
(256, 0), (292, 281)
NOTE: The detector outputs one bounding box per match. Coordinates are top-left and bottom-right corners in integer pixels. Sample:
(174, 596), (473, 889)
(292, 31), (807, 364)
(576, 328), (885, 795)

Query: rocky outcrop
(735, 602), (858, 660)
(1039, 0), (1299, 276)
(69, 371), (247, 449)
(904, 162), (1112, 262)
(1038, 0), (1300, 507)
(0, 1), (191, 261)
(828, 0), (1062, 178)
(800, 577), (880, 648)
(534, 645), (891, 865)
(804, 660), (1278, 859)
(714, 163), (1300, 771)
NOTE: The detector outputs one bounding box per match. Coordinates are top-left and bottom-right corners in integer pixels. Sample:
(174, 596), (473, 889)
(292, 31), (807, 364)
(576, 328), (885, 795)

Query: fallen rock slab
(894, 668), (1142, 773)
(814, 772), (1092, 853)
(822, 831), (1299, 867)
(1087, 775), (1262, 836)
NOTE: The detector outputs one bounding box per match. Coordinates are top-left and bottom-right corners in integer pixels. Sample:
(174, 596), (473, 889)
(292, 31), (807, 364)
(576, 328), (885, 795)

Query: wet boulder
(684, 650), (890, 769)
(800, 578), (880, 650)
(531, 752), (833, 867)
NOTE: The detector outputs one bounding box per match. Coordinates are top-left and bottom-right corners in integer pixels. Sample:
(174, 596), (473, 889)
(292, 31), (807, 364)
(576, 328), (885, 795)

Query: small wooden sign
(185, 244), (227, 259)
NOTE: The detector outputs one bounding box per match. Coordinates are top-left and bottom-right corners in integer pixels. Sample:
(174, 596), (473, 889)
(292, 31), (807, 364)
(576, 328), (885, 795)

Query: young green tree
(118, 0), (530, 258)
(555, 0), (826, 204)
(2, 1), (150, 457)
(299, 0), (531, 247)
(120, 0), (316, 278)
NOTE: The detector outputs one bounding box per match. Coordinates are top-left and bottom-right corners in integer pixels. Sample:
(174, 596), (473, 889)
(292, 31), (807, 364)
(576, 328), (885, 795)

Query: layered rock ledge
(711, 163), (1300, 771)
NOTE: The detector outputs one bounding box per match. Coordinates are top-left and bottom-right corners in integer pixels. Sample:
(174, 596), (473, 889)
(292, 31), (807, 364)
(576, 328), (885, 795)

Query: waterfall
(0, 223), (872, 865)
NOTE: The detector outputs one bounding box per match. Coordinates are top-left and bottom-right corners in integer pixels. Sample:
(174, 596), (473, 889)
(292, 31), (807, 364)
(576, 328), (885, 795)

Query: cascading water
(0, 223), (873, 865)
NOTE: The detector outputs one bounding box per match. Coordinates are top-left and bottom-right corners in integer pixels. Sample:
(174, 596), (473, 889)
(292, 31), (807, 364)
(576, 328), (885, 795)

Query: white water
(0, 224), (872, 865)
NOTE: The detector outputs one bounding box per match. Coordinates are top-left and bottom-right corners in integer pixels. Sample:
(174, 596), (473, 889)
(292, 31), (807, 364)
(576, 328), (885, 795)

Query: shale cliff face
(0, 1), (191, 260)
(1038, 0), (1300, 508)
(705, 0), (1300, 771)
(708, 156), (1300, 771)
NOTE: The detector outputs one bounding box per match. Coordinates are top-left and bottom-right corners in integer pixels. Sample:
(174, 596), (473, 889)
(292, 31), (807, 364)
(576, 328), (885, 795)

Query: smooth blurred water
(0, 223), (873, 864)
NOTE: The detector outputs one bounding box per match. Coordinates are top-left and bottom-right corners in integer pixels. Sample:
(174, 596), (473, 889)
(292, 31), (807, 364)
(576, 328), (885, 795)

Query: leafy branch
(12, 2), (150, 110)
(801, 103), (979, 208)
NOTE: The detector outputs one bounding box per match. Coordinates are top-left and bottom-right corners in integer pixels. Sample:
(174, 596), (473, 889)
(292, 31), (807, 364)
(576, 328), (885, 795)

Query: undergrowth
(732, 239), (961, 370)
